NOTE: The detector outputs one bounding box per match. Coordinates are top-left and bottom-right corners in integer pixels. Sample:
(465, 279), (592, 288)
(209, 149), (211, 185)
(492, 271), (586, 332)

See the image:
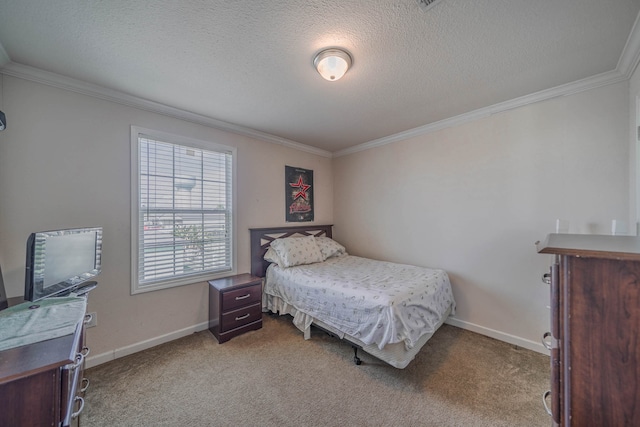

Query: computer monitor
(24, 227), (102, 302)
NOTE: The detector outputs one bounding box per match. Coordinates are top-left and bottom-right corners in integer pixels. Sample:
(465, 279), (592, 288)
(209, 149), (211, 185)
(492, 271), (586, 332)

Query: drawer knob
(235, 293), (251, 300)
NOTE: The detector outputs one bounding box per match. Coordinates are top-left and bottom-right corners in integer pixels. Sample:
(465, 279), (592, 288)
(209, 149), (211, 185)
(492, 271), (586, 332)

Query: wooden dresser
(0, 299), (90, 427)
(537, 234), (640, 426)
(208, 273), (262, 343)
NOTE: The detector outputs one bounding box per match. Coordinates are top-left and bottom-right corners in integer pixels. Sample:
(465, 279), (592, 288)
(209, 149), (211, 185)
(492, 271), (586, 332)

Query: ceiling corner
(617, 10), (640, 78)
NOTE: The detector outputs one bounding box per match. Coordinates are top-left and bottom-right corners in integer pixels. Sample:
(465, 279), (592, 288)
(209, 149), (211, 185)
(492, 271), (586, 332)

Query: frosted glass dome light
(314, 48), (352, 81)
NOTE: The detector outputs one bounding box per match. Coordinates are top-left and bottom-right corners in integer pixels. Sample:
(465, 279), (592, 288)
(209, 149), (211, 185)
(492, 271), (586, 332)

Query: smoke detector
(417, 0), (444, 12)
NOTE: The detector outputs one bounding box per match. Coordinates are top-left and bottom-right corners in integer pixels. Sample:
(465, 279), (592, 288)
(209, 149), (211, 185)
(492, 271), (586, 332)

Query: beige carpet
(83, 315), (550, 427)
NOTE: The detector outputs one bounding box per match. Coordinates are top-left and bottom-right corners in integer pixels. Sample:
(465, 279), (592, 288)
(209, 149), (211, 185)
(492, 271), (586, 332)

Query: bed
(249, 225), (455, 368)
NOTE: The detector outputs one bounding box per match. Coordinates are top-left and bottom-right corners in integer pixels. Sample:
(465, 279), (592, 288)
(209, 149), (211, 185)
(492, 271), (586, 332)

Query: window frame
(130, 126), (237, 294)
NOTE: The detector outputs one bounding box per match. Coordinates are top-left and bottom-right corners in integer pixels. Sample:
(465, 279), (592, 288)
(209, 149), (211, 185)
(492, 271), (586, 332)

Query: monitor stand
(75, 281), (98, 296)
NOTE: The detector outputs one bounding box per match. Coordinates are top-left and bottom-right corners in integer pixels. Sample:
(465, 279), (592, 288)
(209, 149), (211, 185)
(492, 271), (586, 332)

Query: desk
(0, 296), (91, 427)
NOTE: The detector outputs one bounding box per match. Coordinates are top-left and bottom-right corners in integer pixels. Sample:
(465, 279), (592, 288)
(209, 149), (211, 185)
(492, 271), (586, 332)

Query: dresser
(0, 298), (90, 427)
(537, 234), (640, 426)
(208, 273), (263, 343)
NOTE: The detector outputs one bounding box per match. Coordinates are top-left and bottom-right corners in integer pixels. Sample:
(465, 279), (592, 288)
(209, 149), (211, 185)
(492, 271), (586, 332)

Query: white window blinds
(133, 131), (233, 291)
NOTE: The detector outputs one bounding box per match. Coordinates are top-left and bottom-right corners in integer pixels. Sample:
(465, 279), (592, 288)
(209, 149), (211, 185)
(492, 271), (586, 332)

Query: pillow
(316, 236), (346, 260)
(263, 247), (283, 266)
(270, 236), (324, 268)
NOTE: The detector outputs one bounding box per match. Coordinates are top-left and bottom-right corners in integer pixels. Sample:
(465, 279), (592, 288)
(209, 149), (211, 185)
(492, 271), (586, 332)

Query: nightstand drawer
(220, 302), (261, 332)
(222, 283), (261, 311)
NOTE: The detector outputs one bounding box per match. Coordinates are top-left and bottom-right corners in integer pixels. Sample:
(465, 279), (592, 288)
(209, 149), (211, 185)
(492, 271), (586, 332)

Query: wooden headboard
(249, 224), (333, 277)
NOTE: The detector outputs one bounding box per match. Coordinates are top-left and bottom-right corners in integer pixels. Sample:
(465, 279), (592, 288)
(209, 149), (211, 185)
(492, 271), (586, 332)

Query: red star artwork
(289, 176), (311, 200)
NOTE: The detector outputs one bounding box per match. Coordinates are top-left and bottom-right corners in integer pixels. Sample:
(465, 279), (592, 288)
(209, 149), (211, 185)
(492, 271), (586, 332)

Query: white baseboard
(86, 317), (548, 368)
(86, 321), (210, 368)
(445, 317), (549, 356)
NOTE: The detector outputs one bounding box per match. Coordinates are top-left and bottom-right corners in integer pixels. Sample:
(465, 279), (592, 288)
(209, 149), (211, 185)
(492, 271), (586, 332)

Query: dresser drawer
(220, 302), (262, 332)
(222, 283), (261, 311)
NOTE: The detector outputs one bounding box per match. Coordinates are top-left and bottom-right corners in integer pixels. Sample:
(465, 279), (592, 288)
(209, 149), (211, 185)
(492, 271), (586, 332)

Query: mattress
(263, 255), (455, 354)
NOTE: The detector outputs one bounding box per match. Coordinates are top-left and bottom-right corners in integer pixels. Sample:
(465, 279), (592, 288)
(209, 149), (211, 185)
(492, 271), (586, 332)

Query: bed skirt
(263, 293), (452, 369)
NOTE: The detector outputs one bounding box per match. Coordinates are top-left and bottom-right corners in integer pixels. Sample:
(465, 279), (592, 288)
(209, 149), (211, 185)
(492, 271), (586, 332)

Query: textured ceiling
(0, 0), (639, 153)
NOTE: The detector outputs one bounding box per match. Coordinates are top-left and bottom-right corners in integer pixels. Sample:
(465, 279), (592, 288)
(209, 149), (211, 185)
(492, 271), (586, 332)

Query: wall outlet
(86, 312), (97, 328)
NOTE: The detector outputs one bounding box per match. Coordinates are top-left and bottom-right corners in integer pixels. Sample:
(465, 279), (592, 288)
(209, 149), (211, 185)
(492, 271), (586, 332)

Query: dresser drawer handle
(84, 313), (93, 324)
(81, 346), (90, 357)
(542, 332), (552, 350)
(71, 396), (85, 419)
(80, 377), (90, 393)
(235, 313), (251, 321)
(235, 294), (251, 300)
(541, 273), (551, 285)
(542, 390), (552, 416)
(71, 353), (85, 370)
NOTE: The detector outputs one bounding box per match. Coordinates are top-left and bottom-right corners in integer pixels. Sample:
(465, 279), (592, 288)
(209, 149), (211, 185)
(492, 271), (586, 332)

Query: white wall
(0, 75), (333, 364)
(629, 63), (640, 232)
(333, 82), (630, 352)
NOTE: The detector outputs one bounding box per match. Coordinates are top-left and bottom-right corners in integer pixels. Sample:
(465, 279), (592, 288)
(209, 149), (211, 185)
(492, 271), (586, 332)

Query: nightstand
(208, 273), (263, 343)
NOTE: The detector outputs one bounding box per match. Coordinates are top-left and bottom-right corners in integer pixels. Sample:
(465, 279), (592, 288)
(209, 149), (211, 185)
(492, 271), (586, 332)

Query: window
(131, 126), (236, 294)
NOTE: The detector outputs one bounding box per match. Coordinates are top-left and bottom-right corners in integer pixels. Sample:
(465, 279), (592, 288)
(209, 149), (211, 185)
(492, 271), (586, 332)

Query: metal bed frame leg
(300, 322), (363, 366)
(352, 346), (362, 365)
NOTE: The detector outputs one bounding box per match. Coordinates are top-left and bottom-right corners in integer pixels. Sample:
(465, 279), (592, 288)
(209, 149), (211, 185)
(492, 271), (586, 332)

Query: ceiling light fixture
(313, 48), (352, 81)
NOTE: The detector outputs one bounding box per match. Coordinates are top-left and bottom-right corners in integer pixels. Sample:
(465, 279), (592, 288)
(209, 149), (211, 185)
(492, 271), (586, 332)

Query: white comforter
(264, 255), (455, 350)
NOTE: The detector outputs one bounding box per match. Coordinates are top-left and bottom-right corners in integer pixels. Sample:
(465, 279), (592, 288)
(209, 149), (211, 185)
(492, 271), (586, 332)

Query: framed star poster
(285, 165), (314, 222)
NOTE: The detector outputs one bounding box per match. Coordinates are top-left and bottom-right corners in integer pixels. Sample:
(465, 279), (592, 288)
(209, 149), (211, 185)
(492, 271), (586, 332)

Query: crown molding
(0, 62), (333, 158)
(334, 69), (627, 157)
(336, 12), (640, 158)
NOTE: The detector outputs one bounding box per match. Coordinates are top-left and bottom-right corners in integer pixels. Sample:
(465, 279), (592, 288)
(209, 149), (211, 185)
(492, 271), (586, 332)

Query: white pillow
(270, 236), (323, 268)
(263, 247), (283, 265)
(316, 236), (346, 260)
